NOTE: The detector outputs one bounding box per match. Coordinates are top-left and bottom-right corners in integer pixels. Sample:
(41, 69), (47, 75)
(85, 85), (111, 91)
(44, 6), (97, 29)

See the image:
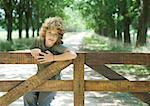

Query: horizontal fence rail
(86, 52), (150, 65)
(0, 52), (36, 64)
(0, 80), (149, 92)
(0, 52), (150, 65)
(0, 52), (150, 106)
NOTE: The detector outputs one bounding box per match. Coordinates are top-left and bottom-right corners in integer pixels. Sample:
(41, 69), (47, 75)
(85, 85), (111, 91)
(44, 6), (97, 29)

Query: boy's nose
(51, 35), (55, 38)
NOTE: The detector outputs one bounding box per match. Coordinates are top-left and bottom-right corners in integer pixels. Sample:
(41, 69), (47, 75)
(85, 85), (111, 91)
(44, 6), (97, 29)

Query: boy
(23, 17), (77, 106)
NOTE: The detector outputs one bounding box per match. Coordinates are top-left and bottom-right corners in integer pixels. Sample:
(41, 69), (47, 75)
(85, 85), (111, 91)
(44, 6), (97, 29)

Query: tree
(77, 0), (116, 38)
(0, 0), (16, 41)
(25, 0), (73, 37)
(121, 0), (131, 44)
(77, 0), (143, 45)
(115, 0), (123, 41)
(136, 0), (150, 46)
(24, 0), (32, 38)
(16, 0), (25, 39)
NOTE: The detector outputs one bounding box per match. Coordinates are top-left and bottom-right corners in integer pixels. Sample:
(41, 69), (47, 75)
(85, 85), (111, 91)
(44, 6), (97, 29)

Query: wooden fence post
(73, 54), (85, 106)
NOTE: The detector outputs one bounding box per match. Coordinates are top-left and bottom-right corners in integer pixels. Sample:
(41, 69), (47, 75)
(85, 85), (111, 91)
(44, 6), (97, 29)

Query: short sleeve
(30, 38), (40, 49)
(53, 44), (67, 54)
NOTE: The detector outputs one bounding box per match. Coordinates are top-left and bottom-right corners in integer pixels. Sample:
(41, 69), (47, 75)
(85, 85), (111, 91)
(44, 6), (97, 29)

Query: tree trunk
(25, 12), (30, 38)
(31, 15), (35, 37)
(25, 0), (32, 38)
(110, 27), (115, 38)
(117, 28), (122, 41)
(116, 1), (123, 41)
(18, 13), (23, 39)
(116, 21), (123, 41)
(123, 16), (131, 43)
(136, 0), (150, 47)
(5, 11), (13, 41)
(36, 17), (40, 36)
(121, 0), (131, 44)
(32, 27), (35, 38)
(35, 4), (40, 36)
(3, 0), (14, 41)
(109, 18), (115, 38)
(101, 27), (108, 37)
(17, 0), (24, 39)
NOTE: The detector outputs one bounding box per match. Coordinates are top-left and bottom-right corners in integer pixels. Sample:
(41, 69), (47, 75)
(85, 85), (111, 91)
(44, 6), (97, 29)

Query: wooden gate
(0, 52), (150, 106)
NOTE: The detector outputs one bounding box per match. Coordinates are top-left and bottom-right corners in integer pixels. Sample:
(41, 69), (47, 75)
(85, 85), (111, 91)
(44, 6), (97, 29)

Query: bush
(0, 38), (33, 51)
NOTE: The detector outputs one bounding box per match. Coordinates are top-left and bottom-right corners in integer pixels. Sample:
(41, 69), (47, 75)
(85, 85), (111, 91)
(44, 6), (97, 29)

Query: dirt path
(0, 32), (149, 106)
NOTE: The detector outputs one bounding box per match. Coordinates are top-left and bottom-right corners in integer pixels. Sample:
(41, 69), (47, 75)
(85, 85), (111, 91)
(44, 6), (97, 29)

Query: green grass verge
(83, 34), (150, 75)
(0, 38), (33, 51)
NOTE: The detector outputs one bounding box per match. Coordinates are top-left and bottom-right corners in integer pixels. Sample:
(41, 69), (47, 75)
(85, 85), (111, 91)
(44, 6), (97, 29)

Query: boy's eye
(47, 32), (58, 38)
(48, 32), (58, 35)
(48, 32), (52, 34)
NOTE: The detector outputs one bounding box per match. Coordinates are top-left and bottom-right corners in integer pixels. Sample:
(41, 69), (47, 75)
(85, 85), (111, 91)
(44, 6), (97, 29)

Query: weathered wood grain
(0, 52), (150, 106)
(1, 52), (150, 65)
(86, 64), (150, 105)
(86, 52), (150, 65)
(74, 54), (85, 106)
(0, 60), (72, 105)
(0, 52), (36, 64)
(0, 80), (149, 92)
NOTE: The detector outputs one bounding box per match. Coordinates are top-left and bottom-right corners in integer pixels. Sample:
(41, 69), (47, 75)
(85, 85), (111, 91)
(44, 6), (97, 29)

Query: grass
(82, 33), (150, 75)
(0, 30), (37, 40)
(108, 64), (150, 75)
(0, 30), (37, 51)
(0, 38), (33, 51)
(83, 34), (133, 52)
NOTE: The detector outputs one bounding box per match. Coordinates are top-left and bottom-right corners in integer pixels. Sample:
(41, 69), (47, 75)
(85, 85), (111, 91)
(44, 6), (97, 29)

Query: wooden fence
(0, 52), (150, 106)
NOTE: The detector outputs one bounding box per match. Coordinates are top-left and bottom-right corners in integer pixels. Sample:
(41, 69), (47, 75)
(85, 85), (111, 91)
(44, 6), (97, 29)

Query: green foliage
(63, 7), (86, 32)
(76, 0), (117, 31)
(0, 40), (14, 51)
(83, 34), (132, 52)
(0, 0), (74, 31)
(76, 0), (144, 42)
(83, 33), (150, 75)
(0, 38), (33, 51)
(31, 0), (74, 24)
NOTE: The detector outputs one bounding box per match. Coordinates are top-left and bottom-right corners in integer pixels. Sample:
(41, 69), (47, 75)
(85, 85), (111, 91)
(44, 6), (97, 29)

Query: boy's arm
(30, 38), (42, 59)
(37, 49), (77, 64)
(53, 49), (77, 61)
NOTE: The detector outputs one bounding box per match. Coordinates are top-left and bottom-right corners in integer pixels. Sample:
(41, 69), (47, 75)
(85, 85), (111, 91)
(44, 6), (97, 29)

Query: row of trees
(76, 0), (150, 46)
(0, 0), (73, 41)
(0, 0), (150, 47)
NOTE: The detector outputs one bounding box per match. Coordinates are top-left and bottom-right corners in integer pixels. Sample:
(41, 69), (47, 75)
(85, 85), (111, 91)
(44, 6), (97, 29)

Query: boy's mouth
(48, 39), (54, 41)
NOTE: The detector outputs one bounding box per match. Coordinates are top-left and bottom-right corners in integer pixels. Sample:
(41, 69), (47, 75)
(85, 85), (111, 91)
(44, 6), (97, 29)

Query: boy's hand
(31, 48), (41, 59)
(37, 51), (54, 64)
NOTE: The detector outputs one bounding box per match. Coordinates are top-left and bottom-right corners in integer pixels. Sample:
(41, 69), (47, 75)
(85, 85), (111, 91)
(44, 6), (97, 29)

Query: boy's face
(45, 29), (59, 47)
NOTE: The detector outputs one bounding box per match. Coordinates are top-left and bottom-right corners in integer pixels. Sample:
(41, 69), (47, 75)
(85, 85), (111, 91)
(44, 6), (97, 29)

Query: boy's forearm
(53, 51), (77, 61)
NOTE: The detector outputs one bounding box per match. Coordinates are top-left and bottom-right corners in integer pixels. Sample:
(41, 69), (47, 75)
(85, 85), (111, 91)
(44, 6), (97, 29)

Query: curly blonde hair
(39, 17), (64, 45)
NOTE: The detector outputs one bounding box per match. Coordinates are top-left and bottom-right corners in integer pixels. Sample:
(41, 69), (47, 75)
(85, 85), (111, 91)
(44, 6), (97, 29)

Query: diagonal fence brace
(0, 60), (72, 105)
